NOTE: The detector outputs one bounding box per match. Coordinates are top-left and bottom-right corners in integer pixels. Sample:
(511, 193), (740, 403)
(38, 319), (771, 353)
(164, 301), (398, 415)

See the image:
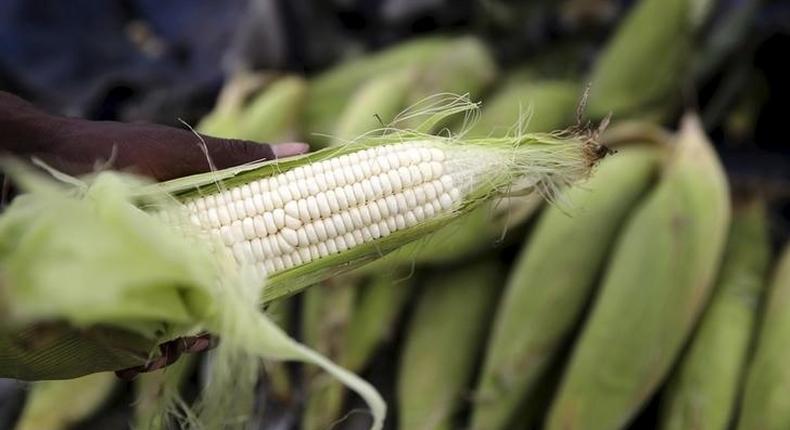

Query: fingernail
(271, 142), (310, 158)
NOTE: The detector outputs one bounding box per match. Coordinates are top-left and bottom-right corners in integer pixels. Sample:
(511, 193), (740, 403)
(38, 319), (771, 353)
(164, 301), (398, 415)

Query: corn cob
(398, 259), (503, 430)
(545, 115), (730, 430)
(156, 105), (603, 302)
(14, 372), (116, 430)
(736, 241), (790, 430)
(586, 0), (700, 119)
(471, 145), (661, 430)
(660, 197), (770, 430)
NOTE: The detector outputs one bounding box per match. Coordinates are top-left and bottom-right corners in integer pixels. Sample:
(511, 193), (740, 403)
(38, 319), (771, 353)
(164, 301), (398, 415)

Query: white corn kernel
(175, 142), (491, 277)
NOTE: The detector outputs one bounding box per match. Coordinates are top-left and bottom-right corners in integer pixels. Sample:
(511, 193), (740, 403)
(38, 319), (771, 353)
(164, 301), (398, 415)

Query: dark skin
(0, 91), (308, 378)
(0, 91), (307, 181)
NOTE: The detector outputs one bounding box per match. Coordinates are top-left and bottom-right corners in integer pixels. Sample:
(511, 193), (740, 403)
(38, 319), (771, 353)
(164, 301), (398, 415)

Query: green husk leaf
(197, 73), (269, 137)
(586, 0), (708, 120)
(331, 68), (417, 145)
(546, 114), (730, 429)
(304, 36), (453, 148)
(14, 372), (117, 430)
(302, 272), (413, 430)
(0, 167), (386, 430)
(236, 76), (307, 143)
(736, 241), (790, 429)
(398, 259), (503, 430)
(301, 277), (358, 430)
(660, 197), (771, 430)
(466, 78), (580, 138)
(472, 145), (662, 430)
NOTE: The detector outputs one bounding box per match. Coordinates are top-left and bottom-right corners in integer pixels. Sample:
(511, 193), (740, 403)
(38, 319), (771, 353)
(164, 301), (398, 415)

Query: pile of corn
(2, 0), (788, 429)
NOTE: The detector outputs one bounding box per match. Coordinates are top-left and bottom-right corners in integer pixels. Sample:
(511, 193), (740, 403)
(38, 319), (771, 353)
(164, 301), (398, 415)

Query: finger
(271, 142), (310, 158)
(200, 136), (277, 170)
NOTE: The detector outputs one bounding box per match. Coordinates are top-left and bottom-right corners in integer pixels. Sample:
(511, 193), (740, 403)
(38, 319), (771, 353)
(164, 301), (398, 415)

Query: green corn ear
(736, 241), (790, 429)
(471, 145), (661, 430)
(586, 0), (704, 120)
(466, 78), (580, 138)
(332, 68), (417, 144)
(398, 259), (502, 430)
(545, 114), (730, 430)
(660, 197), (771, 430)
(301, 278), (358, 430)
(196, 73), (266, 137)
(14, 372), (116, 430)
(301, 272), (412, 429)
(343, 272), (412, 372)
(235, 76), (307, 143)
(303, 37), (452, 148)
(400, 37), (498, 132)
(199, 75), (307, 143)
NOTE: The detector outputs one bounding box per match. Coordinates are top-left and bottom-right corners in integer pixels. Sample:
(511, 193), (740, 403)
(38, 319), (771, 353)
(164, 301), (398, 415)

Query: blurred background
(1, 0), (790, 429)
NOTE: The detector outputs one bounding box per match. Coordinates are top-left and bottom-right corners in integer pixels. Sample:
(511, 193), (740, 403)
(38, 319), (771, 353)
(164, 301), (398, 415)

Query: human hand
(0, 91), (308, 181)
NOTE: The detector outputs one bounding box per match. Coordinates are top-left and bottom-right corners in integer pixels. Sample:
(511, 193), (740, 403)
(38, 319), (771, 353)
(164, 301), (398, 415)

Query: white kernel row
(186, 164), (447, 227)
(227, 194), (458, 275)
(174, 142), (467, 276)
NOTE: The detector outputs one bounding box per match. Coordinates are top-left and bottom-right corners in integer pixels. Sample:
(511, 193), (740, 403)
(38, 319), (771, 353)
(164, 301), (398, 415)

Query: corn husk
(398, 259), (503, 430)
(343, 272), (412, 372)
(332, 68), (417, 144)
(398, 37), (498, 132)
(301, 272), (412, 429)
(14, 372), (116, 430)
(0, 170), (386, 430)
(303, 37), (452, 148)
(546, 114), (730, 429)
(236, 76), (307, 143)
(471, 145), (661, 430)
(196, 73), (267, 137)
(301, 278), (357, 430)
(586, 0), (704, 120)
(361, 79), (580, 271)
(133, 355), (196, 430)
(466, 78), (580, 138)
(736, 241), (790, 429)
(660, 197), (771, 430)
(199, 75), (307, 143)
